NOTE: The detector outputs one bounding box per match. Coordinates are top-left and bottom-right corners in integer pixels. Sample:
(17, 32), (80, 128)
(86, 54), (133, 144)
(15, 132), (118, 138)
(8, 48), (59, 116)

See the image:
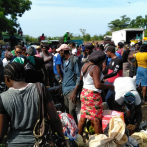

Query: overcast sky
(17, 0), (147, 37)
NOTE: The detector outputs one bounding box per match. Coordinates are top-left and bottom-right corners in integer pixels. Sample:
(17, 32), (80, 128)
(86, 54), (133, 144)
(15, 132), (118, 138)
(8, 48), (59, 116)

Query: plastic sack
(102, 110), (124, 131)
(86, 117), (128, 147)
(74, 134), (84, 147)
(120, 136), (139, 147)
(131, 131), (147, 147)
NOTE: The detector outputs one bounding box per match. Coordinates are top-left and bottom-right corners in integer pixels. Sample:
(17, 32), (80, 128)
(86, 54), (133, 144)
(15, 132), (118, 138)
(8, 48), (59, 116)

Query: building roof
(113, 28), (144, 33)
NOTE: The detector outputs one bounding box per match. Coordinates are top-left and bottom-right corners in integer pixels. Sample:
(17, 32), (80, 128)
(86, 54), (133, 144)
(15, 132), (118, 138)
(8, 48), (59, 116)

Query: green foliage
(83, 33), (91, 41)
(145, 30), (147, 37)
(108, 15), (147, 31)
(0, 0), (32, 33)
(108, 15), (131, 31)
(25, 35), (38, 42)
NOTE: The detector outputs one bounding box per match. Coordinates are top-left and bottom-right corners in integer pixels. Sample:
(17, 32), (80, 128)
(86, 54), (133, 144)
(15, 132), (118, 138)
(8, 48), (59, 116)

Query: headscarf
(12, 57), (25, 65)
(26, 47), (36, 56)
(88, 50), (106, 64)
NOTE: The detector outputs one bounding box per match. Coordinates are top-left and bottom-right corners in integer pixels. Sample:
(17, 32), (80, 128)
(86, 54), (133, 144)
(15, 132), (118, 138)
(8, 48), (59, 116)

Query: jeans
(64, 90), (78, 124)
(105, 81), (115, 110)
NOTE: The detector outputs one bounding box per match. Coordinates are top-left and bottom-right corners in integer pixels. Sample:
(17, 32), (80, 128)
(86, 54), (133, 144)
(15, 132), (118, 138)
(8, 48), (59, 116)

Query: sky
(17, 0), (147, 37)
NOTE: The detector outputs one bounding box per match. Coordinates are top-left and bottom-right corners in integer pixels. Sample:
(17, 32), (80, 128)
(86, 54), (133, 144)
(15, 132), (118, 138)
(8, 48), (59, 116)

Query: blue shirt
(62, 56), (81, 95)
(1, 51), (6, 60)
(53, 53), (63, 75)
(106, 52), (122, 66)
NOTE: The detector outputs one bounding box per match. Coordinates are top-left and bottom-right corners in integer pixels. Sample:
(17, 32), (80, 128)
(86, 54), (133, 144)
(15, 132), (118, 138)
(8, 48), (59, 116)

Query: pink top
(116, 48), (123, 55)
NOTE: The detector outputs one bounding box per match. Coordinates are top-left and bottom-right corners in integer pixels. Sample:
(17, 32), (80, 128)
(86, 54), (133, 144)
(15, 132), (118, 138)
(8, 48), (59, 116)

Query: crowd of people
(0, 39), (146, 146)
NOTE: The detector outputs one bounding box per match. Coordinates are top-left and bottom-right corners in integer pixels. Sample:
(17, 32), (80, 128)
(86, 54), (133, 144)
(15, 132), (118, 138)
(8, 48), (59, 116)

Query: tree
(83, 33), (91, 41)
(0, 0), (32, 33)
(79, 28), (86, 37)
(108, 15), (131, 31)
(26, 35), (38, 42)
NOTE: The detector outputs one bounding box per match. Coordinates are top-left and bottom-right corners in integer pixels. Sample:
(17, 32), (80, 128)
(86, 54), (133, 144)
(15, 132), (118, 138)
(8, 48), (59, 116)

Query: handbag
(33, 83), (64, 147)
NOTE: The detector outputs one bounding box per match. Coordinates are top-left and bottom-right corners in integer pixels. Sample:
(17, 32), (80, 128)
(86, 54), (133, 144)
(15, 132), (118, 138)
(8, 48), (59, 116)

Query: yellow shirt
(133, 52), (147, 68)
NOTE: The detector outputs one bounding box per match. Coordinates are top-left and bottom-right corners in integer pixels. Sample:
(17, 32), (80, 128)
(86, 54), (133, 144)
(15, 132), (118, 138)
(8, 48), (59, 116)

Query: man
(53, 46), (64, 82)
(25, 47), (47, 84)
(106, 48), (122, 66)
(11, 45), (23, 61)
(1, 46), (6, 60)
(61, 44), (81, 124)
(102, 46), (123, 110)
(18, 27), (23, 36)
(52, 45), (57, 56)
(70, 42), (77, 56)
(9, 33), (17, 49)
(39, 33), (45, 42)
(128, 43), (140, 77)
(63, 31), (69, 43)
(114, 77), (142, 130)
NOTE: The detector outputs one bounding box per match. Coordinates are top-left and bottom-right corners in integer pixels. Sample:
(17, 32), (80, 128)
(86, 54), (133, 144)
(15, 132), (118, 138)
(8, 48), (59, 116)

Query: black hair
(135, 43), (140, 46)
(70, 42), (75, 47)
(4, 62), (25, 82)
(99, 44), (104, 51)
(64, 50), (70, 54)
(42, 45), (49, 54)
(85, 43), (94, 50)
(118, 42), (124, 48)
(107, 46), (115, 53)
(140, 44), (147, 52)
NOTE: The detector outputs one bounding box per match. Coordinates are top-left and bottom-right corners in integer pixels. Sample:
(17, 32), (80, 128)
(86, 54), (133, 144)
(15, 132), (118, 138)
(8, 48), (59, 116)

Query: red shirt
(40, 36), (45, 42)
(77, 49), (81, 56)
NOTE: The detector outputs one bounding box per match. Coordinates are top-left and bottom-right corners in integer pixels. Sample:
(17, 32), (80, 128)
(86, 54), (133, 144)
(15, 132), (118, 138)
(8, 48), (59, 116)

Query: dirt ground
(142, 104), (147, 121)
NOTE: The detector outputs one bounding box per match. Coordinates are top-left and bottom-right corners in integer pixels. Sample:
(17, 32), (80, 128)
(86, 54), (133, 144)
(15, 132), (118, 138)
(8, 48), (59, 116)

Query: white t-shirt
(72, 48), (77, 55)
(114, 77), (141, 106)
(3, 58), (10, 67)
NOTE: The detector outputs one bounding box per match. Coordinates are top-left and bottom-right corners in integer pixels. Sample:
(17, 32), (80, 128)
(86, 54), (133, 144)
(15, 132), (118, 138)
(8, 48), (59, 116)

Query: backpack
(24, 59), (44, 83)
(70, 55), (80, 82)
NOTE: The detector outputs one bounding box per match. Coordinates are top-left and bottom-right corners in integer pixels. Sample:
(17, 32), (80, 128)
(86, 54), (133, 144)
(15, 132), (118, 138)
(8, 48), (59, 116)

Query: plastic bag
(74, 134), (84, 147)
(102, 110), (124, 131)
(86, 117), (128, 147)
(131, 131), (147, 147)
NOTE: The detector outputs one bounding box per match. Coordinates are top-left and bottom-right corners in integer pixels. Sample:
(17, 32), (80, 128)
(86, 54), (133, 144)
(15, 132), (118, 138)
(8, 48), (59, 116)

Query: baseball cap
(36, 46), (41, 50)
(56, 44), (70, 52)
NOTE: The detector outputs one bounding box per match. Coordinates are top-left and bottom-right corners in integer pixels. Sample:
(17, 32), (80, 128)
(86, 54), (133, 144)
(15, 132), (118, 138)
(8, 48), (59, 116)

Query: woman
(35, 46), (42, 58)
(128, 43), (140, 77)
(22, 47), (26, 56)
(116, 42), (124, 56)
(3, 51), (13, 67)
(40, 45), (54, 87)
(0, 62), (66, 147)
(129, 44), (147, 103)
(122, 44), (130, 77)
(78, 50), (114, 135)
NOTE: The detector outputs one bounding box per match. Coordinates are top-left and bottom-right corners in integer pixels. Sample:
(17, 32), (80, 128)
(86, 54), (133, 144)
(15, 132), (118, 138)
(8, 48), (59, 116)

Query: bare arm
(0, 114), (9, 143)
(128, 51), (135, 60)
(46, 101), (65, 139)
(44, 56), (52, 62)
(56, 65), (63, 81)
(92, 66), (114, 90)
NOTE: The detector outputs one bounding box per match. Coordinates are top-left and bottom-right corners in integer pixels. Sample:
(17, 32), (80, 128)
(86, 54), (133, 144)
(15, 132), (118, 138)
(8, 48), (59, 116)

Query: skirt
(80, 88), (103, 120)
(136, 67), (147, 86)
